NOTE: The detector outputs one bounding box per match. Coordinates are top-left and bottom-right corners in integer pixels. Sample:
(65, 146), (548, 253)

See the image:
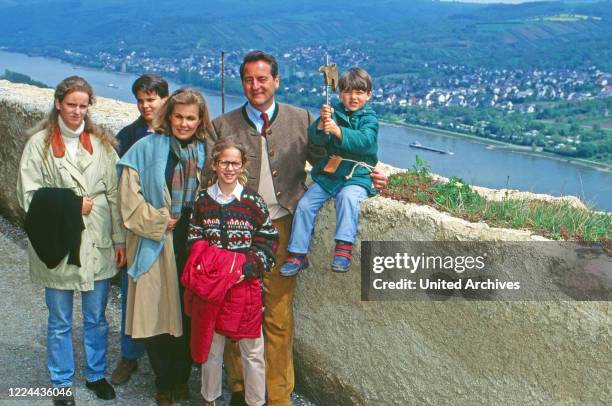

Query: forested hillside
(0, 0), (610, 70)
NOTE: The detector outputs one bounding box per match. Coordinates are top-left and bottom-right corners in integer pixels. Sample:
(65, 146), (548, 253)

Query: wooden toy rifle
(319, 54), (338, 106)
(319, 54), (342, 173)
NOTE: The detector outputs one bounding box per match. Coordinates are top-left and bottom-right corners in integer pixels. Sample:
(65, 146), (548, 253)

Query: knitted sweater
(187, 188), (278, 280)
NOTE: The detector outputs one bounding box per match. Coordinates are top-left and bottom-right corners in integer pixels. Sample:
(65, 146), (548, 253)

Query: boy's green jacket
(308, 101), (378, 196)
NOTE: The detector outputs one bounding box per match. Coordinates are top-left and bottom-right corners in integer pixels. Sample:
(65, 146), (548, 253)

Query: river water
(1, 50), (610, 211)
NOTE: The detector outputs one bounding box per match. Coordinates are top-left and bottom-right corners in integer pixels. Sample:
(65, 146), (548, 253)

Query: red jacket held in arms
(182, 240), (263, 363)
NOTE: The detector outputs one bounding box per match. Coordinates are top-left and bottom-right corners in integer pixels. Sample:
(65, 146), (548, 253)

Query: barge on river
(409, 141), (454, 155)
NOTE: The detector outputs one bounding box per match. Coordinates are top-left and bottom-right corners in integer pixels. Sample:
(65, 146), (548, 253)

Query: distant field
(536, 14), (602, 22)
(536, 118), (612, 131)
(579, 118), (612, 130)
(475, 17), (601, 46)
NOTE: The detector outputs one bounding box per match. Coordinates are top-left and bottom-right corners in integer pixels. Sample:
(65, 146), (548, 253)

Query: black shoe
(85, 378), (116, 400)
(52, 396), (75, 406)
(229, 391), (246, 406)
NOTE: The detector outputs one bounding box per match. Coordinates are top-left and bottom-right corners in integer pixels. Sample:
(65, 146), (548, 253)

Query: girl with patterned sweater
(187, 139), (278, 406)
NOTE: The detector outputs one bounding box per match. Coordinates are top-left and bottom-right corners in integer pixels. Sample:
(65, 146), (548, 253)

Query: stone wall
(293, 198), (610, 405)
(1, 81), (610, 405)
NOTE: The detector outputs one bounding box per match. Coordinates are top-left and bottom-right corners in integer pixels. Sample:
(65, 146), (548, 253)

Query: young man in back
(116, 74), (169, 156)
(111, 74), (169, 385)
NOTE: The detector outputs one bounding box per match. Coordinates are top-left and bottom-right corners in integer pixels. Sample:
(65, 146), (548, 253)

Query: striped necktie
(260, 112), (271, 137)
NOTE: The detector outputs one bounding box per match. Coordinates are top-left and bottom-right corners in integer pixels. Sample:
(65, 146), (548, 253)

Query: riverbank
(381, 119), (612, 173)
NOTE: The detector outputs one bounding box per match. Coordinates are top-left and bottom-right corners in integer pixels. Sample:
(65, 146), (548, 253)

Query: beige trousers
(201, 331), (265, 406)
(225, 215), (295, 406)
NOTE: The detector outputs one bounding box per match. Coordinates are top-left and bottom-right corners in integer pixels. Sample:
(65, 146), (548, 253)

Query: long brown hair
(153, 87), (213, 141)
(32, 75), (116, 151)
(209, 138), (249, 186)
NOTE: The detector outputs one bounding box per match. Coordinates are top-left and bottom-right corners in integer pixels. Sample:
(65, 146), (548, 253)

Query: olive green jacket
(17, 129), (125, 291)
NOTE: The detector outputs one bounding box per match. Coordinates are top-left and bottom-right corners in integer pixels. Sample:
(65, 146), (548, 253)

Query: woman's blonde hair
(209, 138), (249, 186)
(33, 75), (116, 151)
(153, 87), (213, 140)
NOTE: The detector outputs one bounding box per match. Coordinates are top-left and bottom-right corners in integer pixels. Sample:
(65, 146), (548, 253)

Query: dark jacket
(24, 187), (84, 269)
(309, 101), (378, 196)
(116, 116), (151, 158)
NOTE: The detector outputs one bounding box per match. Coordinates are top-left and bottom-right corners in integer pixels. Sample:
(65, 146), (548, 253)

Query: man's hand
(114, 246), (127, 268)
(370, 168), (388, 191)
(81, 196), (93, 215)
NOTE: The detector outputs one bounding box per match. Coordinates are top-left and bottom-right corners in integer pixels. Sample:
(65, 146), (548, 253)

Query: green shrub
(382, 157), (611, 242)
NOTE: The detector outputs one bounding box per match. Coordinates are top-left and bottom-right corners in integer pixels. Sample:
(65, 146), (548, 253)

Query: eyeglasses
(216, 160), (243, 169)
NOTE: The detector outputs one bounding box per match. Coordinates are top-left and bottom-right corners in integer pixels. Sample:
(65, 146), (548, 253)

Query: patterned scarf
(170, 137), (200, 218)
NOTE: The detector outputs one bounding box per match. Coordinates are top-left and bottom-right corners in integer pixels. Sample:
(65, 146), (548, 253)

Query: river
(1, 50), (610, 211)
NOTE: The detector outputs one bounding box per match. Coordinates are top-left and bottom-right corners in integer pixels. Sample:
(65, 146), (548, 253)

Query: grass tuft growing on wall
(381, 156), (611, 242)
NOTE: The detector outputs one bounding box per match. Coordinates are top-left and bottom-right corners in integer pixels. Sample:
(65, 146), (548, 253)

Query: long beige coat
(17, 129), (125, 291)
(118, 167), (182, 339)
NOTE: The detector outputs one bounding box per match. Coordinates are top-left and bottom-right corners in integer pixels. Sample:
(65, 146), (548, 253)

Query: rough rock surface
(294, 197), (611, 405)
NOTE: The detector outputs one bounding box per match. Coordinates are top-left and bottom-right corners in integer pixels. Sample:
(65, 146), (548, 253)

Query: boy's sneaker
(280, 254), (309, 277)
(331, 255), (351, 272)
(332, 241), (353, 273)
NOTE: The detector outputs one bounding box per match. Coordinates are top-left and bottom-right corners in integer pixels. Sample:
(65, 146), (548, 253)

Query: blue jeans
(288, 183), (368, 254)
(45, 279), (111, 387)
(120, 268), (145, 359)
